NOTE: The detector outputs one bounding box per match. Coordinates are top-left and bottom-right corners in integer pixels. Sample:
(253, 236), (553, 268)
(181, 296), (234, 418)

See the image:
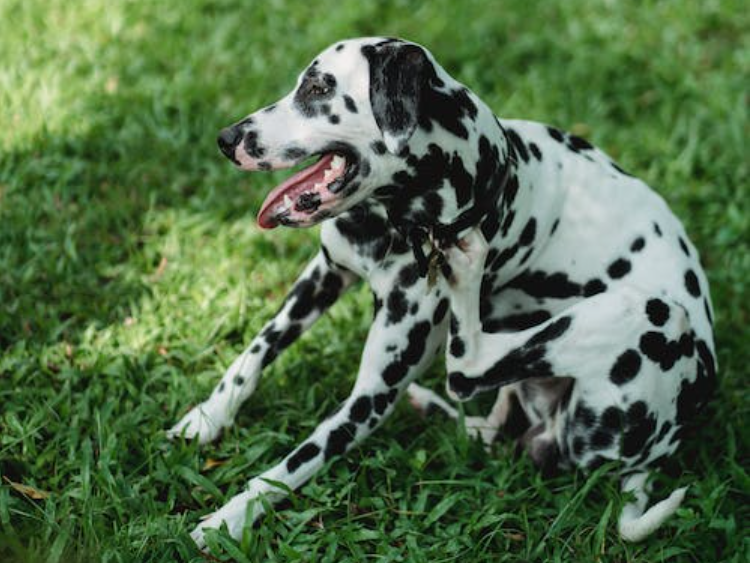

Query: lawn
(0, 0), (747, 561)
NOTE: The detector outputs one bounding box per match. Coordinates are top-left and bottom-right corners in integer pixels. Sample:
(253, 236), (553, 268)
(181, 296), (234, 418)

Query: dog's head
(217, 37), (469, 229)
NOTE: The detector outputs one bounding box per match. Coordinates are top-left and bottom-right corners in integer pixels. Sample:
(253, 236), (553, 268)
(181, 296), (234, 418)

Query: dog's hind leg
(168, 247), (357, 443)
(407, 383), (513, 447)
(189, 276), (448, 548)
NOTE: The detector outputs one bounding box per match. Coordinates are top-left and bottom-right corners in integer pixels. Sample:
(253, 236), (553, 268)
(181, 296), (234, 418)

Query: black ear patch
(363, 42), (429, 155)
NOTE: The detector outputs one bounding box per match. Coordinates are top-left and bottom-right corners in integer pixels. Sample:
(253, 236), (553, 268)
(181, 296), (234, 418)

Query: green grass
(0, 0), (747, 561)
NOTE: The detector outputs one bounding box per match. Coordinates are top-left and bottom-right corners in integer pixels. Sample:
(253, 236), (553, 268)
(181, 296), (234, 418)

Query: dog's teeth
(324, 169), (334, 181)
(313, 182), (326, 191)
(283, 194), (293, 208)
(332, 155), (345, 170)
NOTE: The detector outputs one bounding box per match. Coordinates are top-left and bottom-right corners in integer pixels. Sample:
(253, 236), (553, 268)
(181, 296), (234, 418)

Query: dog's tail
(618, 471), (687, 542)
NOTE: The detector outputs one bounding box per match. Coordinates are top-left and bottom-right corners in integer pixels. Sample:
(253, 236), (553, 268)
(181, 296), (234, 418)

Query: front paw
(190, 490), (261, 549)
(190, 480), (285, 550)
(167, 403), (227, 444)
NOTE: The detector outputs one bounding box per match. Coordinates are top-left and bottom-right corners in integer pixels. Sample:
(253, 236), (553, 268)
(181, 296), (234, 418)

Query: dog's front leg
(189, 273), (448, 548)
(168, 248), (357, 443)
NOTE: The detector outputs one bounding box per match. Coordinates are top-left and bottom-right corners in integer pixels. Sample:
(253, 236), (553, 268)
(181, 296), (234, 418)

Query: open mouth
(257, 151), (359, 229)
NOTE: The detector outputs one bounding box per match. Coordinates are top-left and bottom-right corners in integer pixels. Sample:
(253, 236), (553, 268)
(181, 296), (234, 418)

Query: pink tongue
(257, 153), (335, 229)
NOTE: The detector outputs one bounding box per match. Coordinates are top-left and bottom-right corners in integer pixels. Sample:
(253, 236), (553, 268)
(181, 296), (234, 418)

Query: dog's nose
(217, 127), (242, 159)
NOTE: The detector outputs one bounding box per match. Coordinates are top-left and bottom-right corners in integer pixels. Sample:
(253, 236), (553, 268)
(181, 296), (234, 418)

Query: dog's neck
(374, 97), (537, 277)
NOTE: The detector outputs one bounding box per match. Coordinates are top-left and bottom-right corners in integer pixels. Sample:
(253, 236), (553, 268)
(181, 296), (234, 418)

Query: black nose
(217, 126), (242, 159)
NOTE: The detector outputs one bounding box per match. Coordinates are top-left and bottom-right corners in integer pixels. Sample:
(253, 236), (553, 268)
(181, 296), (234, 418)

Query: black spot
(574, 403), (597, 428)
(418, 85), (477, 140)
(623, 401), (657, 457)
(656, 420), (673, 442)
(449, 153), (473, 207)
(329, 114), (340, 124)
(568, 135), (593, 151)
(611, 161), (633, 176)
(487, 310), (551, 332)
(600, 406), (625, 431)
(653, 222), (662, 237)
(590, 428), (614, 449)
(607, 258), (631, 279)
(639, 331), (686, 371)
(583, 278), (607, 297)
(287, 442), (321, 472)
(398, 263), (420, 288)
(218, 382), (225, 393)
(447, 371), (474, 397)
(401, 321), (431, 365)
(490, 244), (518, 273)
(334, 203), (395, 260)
(289, 279), (317, 320)
(609, 349), (642, 385)
(507, 270), (582, 299)
(678, 237), (690, 257)
(335, 43), (345, 52)
(550, 219), (560, 236)
(703, 298), (713, 325)
(343, 95), (358, 113)
(382, 321), (431, 386)
(276, 324), (302, 351)
(526, 316), (572, 347)
(433, 298), (449, 324)
(234, 375), (244, 385)
(325, 422), (357, 459)
(630, 237), (645, 252)
(349, 396), (372, 423)
(373, 293), (383, 318)
(373, 393), (389, 415)
(449, 336), (465, 358)
(450, 314), (459, 336)
(250, 343), (262, 354)
(519, 218), (537, 246)
(684, 269), (701, 297)
(528, 142), (542, 161)
(646, 299), (670, 326)
(506, 128), (529, 163)
(318, 272), (344, 308)
(547, 126), (565, 142)
(257, 161), (272, 171)
(243, 131), (265, 158)
(371, 140), (387, 155)
(386, 288), (409, 325)
(676, 340), (715, 426)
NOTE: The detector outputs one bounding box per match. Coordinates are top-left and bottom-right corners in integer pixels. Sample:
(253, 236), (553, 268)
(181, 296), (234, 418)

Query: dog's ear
(364, 42), (428, 155)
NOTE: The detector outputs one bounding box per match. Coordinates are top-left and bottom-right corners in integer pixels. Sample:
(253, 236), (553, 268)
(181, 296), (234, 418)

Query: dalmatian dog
(167, 37), (715, 547)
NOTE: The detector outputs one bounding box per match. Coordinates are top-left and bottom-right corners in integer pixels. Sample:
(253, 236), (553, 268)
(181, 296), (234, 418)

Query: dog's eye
(310, 84), (331, 97)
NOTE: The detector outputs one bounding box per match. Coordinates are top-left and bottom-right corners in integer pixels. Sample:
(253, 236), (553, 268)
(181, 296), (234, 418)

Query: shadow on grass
(0, 86), (269, 350)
